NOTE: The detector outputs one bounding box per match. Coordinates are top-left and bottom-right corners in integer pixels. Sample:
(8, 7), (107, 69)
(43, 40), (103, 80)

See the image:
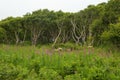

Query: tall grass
(0, 45), (120, 80)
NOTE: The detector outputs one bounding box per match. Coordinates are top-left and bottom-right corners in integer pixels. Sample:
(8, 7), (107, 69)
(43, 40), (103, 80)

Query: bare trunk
(52, 27), (61, 47)
(20, 30), (27, 44)
(82, 26), (86, 45)
(32, 37), (37, 46)
(88, 29), (92, 46)
(32, 33), (40, 46)
(61, 30), (69, 43)
(23, 30), (27, 43)
(15, 31), (19, 45)
(31, 27), (42, 46)
(71, 20), (83, 45)
(88, 15), (93, 46)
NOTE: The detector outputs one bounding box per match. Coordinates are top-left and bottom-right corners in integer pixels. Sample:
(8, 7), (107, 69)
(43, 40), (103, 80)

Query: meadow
(0, 44), (120, 80)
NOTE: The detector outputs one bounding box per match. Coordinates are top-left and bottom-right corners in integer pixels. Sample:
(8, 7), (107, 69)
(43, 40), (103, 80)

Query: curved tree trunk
(52, 27), (61, 47)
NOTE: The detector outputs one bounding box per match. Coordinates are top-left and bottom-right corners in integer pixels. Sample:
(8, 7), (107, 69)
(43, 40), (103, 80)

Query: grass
(0, 44), (120, 80)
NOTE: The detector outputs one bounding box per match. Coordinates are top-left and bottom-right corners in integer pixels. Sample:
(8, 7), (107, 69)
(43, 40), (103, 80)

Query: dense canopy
(0, 0), (120, 48)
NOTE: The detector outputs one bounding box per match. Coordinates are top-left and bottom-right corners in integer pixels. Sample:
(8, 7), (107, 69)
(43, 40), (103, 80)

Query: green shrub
(64, 74), (81, 80)
(25, 69), (39, 80)
(0, 45), (120, 80)
(0, 63), (28, 80)
(39, 67), (62, 80)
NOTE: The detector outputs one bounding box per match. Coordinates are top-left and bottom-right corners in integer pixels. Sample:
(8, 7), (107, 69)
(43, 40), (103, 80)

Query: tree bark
(15, 31), (19, 45)
(52, 26), (61, 47)
(31, 26), (42, 46)
(71, 20), (84, 45)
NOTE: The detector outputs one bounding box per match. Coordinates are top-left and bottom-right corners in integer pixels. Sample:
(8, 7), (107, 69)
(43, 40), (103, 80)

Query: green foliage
(0, 45), (120, 80)
(90, 19), (104, 46)
(39, 67), (62, 80)
(0, 1), (120, 79)
(0, 63), (29, 80)
(101, 22), (120, 47)
(0, 27), (6, 39)
(64, 74), (81, 80)
(0, 0), (119, 48)
(101, 31), (112, 41)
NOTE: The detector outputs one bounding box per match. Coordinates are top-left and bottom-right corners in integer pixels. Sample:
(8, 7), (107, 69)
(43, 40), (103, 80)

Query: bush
(0, 45), (120, 80)
(39, 67), (62, 80)
(64, 74), (81, 80)
(0, 63), (28, 80)
(101, 22), (120, 48)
